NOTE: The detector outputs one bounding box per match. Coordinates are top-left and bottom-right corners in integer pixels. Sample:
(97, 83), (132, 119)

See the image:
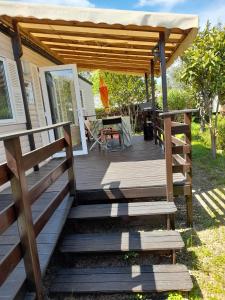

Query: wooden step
(68, 201), (177, 220)
(50, 264), (193, 293)
(60, 230), (184, 253)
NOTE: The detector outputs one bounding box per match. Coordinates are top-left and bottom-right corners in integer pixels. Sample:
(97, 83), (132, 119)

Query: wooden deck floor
(0, 135), (186, 298)
(75, 136), (184, 191)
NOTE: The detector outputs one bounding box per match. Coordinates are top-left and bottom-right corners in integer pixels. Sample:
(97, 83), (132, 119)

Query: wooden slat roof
(0, 1), (198, 75)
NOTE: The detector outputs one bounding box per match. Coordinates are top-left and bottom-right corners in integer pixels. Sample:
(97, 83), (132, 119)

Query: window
(0, 59), (13, 120)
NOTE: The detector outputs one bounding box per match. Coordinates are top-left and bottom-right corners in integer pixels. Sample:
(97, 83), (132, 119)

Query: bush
(192, 115), (225, 151)
(158, 88), (196, 111)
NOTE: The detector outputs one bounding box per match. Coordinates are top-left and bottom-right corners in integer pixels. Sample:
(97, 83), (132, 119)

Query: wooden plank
(0, 163), (11, 186)
(184, 112), (193, 227)
(163, 116), (173, 203)
(68, 201), (177, 220)
(63, 124), (76, 196)
(3, 137), (43, 298)
(50, 264), (193, 293)
(48, 44), (168, 57)
(0, 243), (22, 286)
(0, 122), (70, 141)
(171, 123), (190, 135)
(159, 108), (199, 117)
(57, 50), (156, 60)
(172, 145), (190, 154)
(23, 138), (66, 170)
(28, 28), (182, 44)
(173, 154), (190, 167)
(40, 36), (176, 51)
(34, 183), (70, 236)
(29, 159), (69, 205)
(17, 18), (186, 34)
(0, 203), (16, 235)
(60, 231), (184, 253)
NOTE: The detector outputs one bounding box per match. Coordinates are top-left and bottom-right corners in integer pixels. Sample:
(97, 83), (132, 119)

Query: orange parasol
(99, 76), (110, 113)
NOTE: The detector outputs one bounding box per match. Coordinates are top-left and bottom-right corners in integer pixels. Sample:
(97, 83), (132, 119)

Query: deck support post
(11, 20), (38, 171)
(159, 32), (168, 112)
(150, 59), (157, 144)
(184, 112), (193, 227)
(4, 137), (43, 299)
(164, 116), (174, 200)
(144, 72), (150, 102)
(63, 123), (76, 198)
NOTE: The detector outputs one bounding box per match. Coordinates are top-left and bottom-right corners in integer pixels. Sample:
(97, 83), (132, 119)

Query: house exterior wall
(0, 31), (95, 163)
(0, 32), (29, 163)
(79, 78), (96, 120)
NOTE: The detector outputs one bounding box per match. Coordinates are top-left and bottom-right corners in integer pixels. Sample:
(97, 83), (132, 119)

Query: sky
(3, 0), (225, 27)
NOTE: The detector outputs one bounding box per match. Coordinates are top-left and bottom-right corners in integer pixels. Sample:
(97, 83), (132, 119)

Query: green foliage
(168, 292), (184, 300)
(123, 251), (139, 264)
(181, 22), (225, 157)
(91, 70), (150, 106)
(95, 107), (121, 119)
(133, 293), (147, 300)
(91, 70), (153, 131)
(158, 88), (196, 111)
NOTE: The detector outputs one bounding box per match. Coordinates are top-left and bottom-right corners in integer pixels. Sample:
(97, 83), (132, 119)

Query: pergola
(0, 1), (198, 112)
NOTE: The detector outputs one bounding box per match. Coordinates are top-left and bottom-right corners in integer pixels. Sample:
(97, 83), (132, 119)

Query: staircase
(49, 199), (193, 297)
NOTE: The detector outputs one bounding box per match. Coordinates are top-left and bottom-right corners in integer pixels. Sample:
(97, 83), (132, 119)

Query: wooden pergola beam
(58, 53), (153, 64)
(63, 57), (154, 69)
(39, 36), (176, 51)
(57, 51), (155, 60)
(15, 18), (187, 34)
(48, 44), (172, 56)
(76, 62), (151, 73)
(27, 28), (183, 44)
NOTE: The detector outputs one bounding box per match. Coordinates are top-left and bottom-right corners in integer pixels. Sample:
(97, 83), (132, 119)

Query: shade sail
(0, 1), (198, 75)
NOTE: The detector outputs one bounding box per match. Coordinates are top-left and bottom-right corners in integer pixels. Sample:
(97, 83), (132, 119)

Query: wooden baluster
(164, 116), (174, 229)
(63, 124), (76, 197)
(184, 113), (193, 227)
(4, 137), (43, 299)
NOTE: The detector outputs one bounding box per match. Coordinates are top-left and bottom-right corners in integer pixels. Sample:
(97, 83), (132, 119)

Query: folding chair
(84, 120), (108, 151)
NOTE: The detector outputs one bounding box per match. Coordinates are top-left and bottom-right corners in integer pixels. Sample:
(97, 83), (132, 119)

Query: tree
(91, 71), (152, 131)
(181, 22), (225, 158)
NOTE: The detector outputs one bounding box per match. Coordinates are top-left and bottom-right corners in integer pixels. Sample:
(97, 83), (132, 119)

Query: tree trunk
(210, 128), (217, 159)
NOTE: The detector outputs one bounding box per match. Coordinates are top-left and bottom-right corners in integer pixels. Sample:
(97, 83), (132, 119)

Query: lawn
(172, 122), (225, 300)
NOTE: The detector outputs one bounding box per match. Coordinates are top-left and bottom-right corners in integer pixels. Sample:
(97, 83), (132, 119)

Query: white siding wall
(78, 78), (95, 120)
(0, 32), (29, 163)
(0, 31), (94, 163)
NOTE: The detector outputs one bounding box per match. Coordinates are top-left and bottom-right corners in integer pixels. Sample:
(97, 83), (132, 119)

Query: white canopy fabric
(0, 1), (199, 75)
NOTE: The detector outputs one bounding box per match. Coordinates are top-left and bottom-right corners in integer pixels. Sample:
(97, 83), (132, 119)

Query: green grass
(192, 122), (225, 186)
(175, 122), (225, 299)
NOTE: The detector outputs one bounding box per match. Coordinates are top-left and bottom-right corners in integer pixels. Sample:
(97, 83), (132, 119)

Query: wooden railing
(0, 122), (75, 299)
(156, 109), (198, 227)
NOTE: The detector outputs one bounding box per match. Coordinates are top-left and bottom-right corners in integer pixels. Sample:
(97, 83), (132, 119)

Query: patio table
(91, 116), (132, 148)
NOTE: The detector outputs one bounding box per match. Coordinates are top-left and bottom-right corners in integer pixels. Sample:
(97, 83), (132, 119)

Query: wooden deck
(0, 135), (189, 298)
(74, 136), (187, 202)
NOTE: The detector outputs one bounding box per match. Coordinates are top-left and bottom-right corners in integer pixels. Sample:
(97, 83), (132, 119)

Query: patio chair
(84, 120), (108, 151)
(102, 117), (123, 148)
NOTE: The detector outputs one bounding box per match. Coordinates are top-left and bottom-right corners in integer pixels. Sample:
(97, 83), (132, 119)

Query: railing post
(184, 112), (193, 227)
(164, 116), (174, 229)
(63, 124), (76, 197)
(164, 116), (173, 201)
(3, 137), (43, 299)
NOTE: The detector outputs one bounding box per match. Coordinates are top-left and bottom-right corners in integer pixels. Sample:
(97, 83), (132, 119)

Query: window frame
(0, 56), (16, 124)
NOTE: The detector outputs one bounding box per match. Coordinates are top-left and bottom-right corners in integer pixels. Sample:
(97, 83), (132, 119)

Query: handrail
(0, 121), (71, 141)
(0, 122), (75, 298)
(151, 109), (196, 228)
(159, 108), (199, 117)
